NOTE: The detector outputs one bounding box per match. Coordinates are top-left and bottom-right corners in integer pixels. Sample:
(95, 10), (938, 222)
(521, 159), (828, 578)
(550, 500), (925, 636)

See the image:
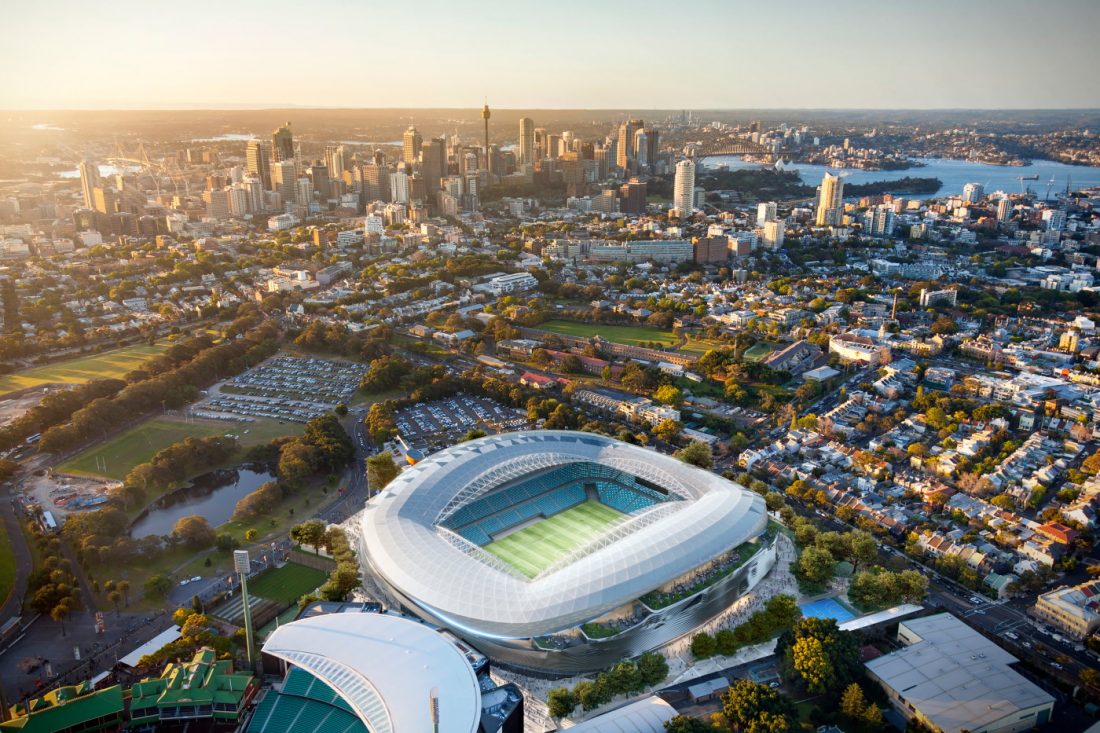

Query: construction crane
(1044, 175), (1058, 201)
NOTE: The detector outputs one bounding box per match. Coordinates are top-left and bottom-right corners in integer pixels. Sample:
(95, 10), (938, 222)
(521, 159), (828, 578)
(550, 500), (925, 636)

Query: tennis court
(484, 501), (622, 578)
(798, 596), (855, 623)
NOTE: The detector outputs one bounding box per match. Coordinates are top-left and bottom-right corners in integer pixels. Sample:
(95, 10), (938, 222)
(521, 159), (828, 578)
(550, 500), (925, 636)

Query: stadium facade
(360, 431), (775, 675)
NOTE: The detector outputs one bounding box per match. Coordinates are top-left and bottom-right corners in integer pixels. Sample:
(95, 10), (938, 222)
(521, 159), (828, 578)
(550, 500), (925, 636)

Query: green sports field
(0, 343), (169, 397)
(743, 342), (779, 362)
(484, 501), (623, 578)
(248, 562), (329, 605)
(538, 320), (677, 348)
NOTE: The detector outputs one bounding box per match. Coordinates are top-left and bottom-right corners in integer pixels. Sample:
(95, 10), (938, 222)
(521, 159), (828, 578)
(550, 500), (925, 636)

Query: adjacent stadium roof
(262, 613), (482, 733)
(361, 430), (766, 639)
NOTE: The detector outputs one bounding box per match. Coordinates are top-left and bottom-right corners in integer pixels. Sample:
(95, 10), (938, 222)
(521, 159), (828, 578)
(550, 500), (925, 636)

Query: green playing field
(484, 501), (623, 578)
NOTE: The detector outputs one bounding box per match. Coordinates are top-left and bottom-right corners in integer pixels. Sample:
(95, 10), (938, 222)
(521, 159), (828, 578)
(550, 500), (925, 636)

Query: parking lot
(194, 356), (366, 424)
(395, 395), (528, 449)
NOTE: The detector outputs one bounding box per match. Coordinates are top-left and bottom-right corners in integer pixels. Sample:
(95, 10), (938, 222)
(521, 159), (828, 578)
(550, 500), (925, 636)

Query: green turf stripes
(483, 501), (623, 578)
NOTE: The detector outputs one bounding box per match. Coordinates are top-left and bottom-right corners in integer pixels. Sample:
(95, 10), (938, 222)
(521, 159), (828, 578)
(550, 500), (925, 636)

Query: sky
(2, 0), (1099, 110)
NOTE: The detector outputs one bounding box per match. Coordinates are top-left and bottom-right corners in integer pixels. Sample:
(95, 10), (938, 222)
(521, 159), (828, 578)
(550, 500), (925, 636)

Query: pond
(129, 466), (275, 538)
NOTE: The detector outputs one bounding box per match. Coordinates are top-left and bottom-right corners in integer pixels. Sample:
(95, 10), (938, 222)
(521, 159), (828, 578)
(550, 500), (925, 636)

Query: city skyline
(3, 0), (1099, 110)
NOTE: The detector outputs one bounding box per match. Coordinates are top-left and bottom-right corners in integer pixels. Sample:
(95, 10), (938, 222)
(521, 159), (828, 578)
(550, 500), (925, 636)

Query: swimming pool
(798, 597), (855, 623)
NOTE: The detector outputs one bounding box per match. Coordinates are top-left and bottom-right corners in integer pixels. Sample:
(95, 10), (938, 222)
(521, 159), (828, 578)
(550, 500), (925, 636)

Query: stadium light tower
(234, 550), (255, 668)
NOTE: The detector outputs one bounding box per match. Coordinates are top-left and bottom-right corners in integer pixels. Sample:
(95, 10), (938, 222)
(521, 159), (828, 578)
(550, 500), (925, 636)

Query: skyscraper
(757, 202), (777, 226)
(673, 159), (696, 218)
(634, 129), (649, 169)
(79, 159), (100, 209)
(815, 172), (844, 226)
(617, 119), (643, 172)
(763, 221), (785, 249)
(420, 139), (446, 192)
(272, 123), (294, 162)
(403, 126), (423, 165)
(272, 160), (298, 206)
(996, 197), (1013, 223)
(518, 118), (535, 166)
(324, 145), (346, 181)
(962, 182), (984, 204)
(481, 103), (492, 173)
(246, 140), (271, 190)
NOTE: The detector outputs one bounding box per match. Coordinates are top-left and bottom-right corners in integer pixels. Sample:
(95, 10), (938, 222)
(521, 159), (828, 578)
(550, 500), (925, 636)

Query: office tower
(408, 173), (427, 203)
(244, 176), (265, 212)
(996, 197), (1013, 223)
(324, 145), (346, 180)
(634, 129), (649, 169)
(272, 122), (294, 162)
(246, 140), (271, 190)
(518, 118), (535, 166)
(646, 128), (660, 170)
(272, 160), (298, 205)
(481, 103), (492, 173)
(390, 168), (409, 203)
(227, 186), (249, 217)
(202, 188), (230, 219)
(763, 220), (785, 249)
(403, 126), (422, 165)
(1045, 209), (1067, 231)
(79, 159), (100, 209)
(757, 202), (777, 226)
(308, 162), (331, 202)
(363, 162), (390, 202)
(296, 178), (314, 207)
(92, 186), (118, 215)
(962, 182), (983, 204)
(617, 119), (643, 171)
(673, 159), (696, 218)
(815, 172), (844, 226)
(533, 128), (547, 159)
(462, 151), (479, 175)
(560, 152), (584, 197)
(618, 178), (647, 215)
(594, 146), (609, 180)
(420, 139), (446, 191)
(546, 133), (562, 159)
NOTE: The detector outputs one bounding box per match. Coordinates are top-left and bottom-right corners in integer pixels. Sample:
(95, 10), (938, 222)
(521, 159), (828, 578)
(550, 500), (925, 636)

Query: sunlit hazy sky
(3, 0), (1098, 110)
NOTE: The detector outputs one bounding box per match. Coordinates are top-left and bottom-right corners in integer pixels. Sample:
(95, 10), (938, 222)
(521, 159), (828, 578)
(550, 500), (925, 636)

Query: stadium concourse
(360, 430), (776, 675)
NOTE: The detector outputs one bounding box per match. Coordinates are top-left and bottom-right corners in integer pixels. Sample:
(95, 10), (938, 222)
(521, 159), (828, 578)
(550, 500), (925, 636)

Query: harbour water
(702, 155), (1100, 198)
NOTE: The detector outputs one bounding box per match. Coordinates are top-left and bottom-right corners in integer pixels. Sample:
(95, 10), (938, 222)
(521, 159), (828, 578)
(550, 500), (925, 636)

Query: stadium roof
(361, 430), (766, 639)
(564, 696), (677, 732)
(262, 613), (482, 733)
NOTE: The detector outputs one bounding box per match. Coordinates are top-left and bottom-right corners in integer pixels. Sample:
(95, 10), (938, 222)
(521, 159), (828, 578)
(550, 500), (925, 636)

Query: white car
(190, 576), (202, 583)
(178, 579), (190, 586)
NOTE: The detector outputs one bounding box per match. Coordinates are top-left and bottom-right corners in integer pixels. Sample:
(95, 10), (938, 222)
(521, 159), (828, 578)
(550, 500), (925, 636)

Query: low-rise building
(1032, 579), (1100, 639)
(866, 613), (1054, 733)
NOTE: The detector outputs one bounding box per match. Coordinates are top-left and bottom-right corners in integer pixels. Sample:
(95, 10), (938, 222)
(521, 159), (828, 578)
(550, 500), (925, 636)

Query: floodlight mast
(234, 550), (255, 669)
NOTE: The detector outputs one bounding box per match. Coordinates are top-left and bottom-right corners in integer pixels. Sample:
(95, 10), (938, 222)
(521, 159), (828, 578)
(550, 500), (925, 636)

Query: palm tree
(117, 580), (131, 607)
(51, 600), (72, 637)
(107, 591), (122, 618)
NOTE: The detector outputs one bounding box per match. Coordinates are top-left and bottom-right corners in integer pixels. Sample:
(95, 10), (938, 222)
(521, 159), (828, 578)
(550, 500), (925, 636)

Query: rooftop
(866, 613), (1054, 733)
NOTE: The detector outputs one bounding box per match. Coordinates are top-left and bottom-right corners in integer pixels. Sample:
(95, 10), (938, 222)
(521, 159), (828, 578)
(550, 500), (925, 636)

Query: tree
(746, 711), (795, 733)
(546, 687), (576, 718)
(460, 428), (488, 442)
(367, 451), (399, 491)
(797, 545), (836, 587)
(145, 574), (173, 601)
(244, 528), (258, 542)
(290, 520), (327, 554)
(664, 716), (711, 733)
(107, 590), (122, 617)
(790, 636), (834, 694)
(637, 651), (669, 686)
(691, 632), (717, 659)
(840, 682), (867, 719)
(655, 384), (684, 407)
(676, 441), (714, 469)
(51, 600), (72, 637)
(574, 680), (605, 711)
(654, 419), (682, 444)
(118, 580), (131, 607)
(721, 679), (794, 730)
(172, 515), (215, 549)
(1080, 667), (1100, 689)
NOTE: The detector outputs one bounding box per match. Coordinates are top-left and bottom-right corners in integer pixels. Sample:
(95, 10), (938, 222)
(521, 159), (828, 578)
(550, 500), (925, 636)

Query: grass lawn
(248, 562), (328, 605)
(678, 336), (724, 357)
(57, 415), (301, 481)
(0, 343), (169, 396)
(538, 320), (677, 348)
(0, 519), (15, 608)
(743, 342), (779, 362)
(484, 501), (622, 578)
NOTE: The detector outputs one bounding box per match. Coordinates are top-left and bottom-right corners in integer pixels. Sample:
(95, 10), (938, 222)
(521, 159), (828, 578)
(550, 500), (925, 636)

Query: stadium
(359, 430), (776, 675)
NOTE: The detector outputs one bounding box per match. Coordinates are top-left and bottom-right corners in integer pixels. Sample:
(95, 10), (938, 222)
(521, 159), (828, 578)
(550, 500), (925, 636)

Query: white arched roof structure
(361, 431), (767, 639)
(262, 613), (482, 733)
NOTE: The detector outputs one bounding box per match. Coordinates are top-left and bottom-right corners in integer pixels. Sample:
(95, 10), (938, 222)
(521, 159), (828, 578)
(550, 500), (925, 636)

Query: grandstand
(247, 668), (366, 733)
(440, 461), (677, 554)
